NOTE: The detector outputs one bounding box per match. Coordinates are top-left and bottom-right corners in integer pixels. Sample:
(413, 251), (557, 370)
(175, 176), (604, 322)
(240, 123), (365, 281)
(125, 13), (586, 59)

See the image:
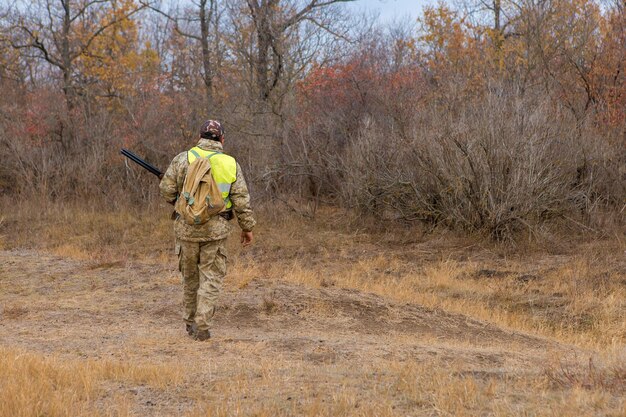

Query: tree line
(0, 0), (623, 241)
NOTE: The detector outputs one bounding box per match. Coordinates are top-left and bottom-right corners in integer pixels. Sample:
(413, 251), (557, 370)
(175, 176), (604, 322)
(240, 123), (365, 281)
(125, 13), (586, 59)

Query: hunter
(159, 120), (256, 341)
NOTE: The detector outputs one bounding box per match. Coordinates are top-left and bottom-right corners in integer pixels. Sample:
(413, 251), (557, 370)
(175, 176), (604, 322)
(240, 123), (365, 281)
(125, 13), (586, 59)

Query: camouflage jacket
(159, 139), (256, 242)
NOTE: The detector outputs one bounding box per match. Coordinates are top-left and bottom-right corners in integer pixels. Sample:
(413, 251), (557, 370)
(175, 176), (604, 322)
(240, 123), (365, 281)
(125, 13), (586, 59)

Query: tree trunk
(61, 0), (73, 111)
(493, 0), (503, 53)
(255, 14), (271, 100)
(199, 0), (214, 112)
(61, 0), (75, 145)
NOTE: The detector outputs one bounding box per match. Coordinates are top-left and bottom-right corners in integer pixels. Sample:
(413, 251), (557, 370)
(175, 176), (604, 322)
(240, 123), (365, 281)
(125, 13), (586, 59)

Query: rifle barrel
(121, 149), (163, 177)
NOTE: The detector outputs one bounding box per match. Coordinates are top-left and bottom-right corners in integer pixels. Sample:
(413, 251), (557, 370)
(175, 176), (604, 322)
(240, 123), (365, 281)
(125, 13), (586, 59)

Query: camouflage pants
(177, 239), (227, 331)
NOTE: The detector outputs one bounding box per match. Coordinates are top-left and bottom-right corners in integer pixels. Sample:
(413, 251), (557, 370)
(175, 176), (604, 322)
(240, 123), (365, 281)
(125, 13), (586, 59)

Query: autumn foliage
(0, 0), (623, 240)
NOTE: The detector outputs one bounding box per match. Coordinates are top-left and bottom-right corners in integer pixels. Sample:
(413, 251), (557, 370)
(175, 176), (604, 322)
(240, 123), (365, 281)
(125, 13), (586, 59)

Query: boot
(194, 329), (211, 341)
(186, 323), (197, 337)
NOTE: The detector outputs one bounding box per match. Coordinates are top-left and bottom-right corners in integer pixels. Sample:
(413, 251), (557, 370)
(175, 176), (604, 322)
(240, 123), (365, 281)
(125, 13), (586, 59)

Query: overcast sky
(344, 0), (436, 23)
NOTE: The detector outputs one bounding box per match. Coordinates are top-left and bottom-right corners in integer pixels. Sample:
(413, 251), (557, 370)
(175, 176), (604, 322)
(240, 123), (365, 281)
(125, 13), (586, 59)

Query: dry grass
(0, 201), (624, 416)
(224, 214), (625, 351)
(545, 356), (626, 393)
(2, 348), (623, 417)
(0, 348), (184, 417)
(0, 199), (173, 262)
(2, 201), (623, 350)
(1, 304), (28, 319)
(180, 359), (626, 416)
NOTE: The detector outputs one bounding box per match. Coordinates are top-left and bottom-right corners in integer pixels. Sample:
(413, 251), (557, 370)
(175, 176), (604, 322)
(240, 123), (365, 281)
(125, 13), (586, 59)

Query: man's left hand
(241, 231), (253, 247)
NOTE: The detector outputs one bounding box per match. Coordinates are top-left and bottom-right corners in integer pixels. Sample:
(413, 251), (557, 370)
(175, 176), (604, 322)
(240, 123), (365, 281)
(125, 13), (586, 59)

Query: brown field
(1, 0), (623, 414)
(0, 204), (625, 416)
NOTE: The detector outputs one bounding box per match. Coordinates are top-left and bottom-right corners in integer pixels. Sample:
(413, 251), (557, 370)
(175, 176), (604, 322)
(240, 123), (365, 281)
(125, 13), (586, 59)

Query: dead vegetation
(0, 347), (185, 417)
(0, 202), (624, 416)
(545, 357), (626, 393)
(1, 0), (623, 244)
(0, 0), (623, 413)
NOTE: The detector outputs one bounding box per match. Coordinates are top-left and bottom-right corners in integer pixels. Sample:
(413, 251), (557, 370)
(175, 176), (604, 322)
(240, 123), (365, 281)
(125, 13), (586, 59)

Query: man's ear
(220, 136), (225, 145)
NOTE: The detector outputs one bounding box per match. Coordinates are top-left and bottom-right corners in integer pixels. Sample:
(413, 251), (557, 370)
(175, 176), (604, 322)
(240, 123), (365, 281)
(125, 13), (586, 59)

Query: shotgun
(121, 148), (234, 220)
(121, 148), (164, 179)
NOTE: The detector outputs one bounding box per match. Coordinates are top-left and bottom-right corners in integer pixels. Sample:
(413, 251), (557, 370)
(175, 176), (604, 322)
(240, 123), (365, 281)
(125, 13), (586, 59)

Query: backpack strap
(189, 148), (202, 160)
(188, 149), (221, 162)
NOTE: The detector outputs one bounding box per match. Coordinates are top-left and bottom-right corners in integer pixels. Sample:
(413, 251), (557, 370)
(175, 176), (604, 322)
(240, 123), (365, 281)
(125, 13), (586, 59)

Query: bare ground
(2, 247), (615, 416)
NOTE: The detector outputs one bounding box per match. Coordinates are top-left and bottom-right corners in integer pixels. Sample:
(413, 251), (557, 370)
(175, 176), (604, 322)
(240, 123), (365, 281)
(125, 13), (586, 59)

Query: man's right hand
(241, 231), (253, 247)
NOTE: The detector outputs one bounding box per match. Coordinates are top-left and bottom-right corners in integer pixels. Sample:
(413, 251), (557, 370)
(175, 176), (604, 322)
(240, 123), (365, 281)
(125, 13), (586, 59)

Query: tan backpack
(175, 156), (225, 225)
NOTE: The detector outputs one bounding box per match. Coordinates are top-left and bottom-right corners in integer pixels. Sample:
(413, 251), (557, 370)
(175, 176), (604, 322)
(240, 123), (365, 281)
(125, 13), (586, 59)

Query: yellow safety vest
(187, 147), (237, 209)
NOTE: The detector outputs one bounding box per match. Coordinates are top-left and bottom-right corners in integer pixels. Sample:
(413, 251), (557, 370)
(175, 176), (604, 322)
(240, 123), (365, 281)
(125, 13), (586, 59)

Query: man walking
(159, 120), (256, 341)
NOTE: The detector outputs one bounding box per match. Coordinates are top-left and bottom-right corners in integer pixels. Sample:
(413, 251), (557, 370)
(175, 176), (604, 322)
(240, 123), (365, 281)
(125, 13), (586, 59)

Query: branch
(282, 0), (354, 30)
(269, 38), (282, 92)
(140, 2), (202, 41)
(70, 0), (109, 23)
(77, 4), (147, 58)
(301, 16), (351, 42)
(246, 0), (260, 27)
(11, 25), (63, 69)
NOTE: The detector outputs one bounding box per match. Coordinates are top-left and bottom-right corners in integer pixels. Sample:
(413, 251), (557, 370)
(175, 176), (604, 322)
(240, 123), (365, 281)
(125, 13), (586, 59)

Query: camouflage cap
(200, 120), (224, 140)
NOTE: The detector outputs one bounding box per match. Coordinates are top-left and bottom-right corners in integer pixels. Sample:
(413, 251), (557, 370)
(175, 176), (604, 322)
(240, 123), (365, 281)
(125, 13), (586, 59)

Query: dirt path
(0, 250), (584, 415)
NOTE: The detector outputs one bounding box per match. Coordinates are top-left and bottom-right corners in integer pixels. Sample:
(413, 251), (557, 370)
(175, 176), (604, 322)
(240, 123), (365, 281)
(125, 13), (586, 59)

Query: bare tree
(455, 0), (521, 52)
(241, 0), (353, 103)
(143, 0), (223, 113)
(6, 0), (144, 111)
